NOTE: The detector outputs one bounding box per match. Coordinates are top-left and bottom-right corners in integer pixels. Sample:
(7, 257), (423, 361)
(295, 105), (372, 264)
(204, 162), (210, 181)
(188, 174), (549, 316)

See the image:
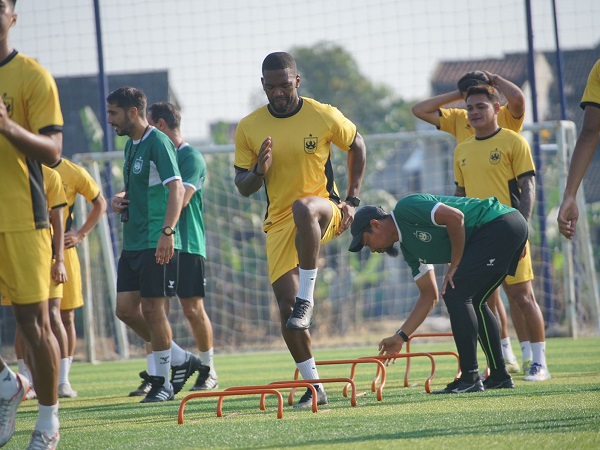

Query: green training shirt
(392, 193), (514, 278)
(177, 144), (207, 257)
(122, 127), (182, 251)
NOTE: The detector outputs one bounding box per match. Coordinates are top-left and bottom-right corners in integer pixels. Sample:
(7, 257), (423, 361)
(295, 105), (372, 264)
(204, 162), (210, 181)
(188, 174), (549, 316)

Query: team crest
(414, 230), (432, 242)
(304, 134), (317, 154)
(133, 156), (143, 174)
(489, 148), (501, 165)
(2, 93), (13, 118)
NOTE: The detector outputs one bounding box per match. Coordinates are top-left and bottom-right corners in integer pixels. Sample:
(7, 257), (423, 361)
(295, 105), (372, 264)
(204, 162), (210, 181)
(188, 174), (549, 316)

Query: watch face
(163, 227), (174, 236)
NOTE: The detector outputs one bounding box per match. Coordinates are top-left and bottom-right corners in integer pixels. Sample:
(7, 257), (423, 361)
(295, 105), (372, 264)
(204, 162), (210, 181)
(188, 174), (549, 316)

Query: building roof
(429, 44), (600, 202)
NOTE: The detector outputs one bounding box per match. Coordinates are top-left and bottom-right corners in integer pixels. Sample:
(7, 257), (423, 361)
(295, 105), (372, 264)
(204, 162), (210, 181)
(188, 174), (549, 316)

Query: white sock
(153, 349), (171, 389)
(59, 358), (70, 385)
(0, 366), (19, 399)
(35, 403), (59, 436)
(170, 341), (187, 366)
(17, 359), (33, 384)
(520, 340), (532, 362)
(199, 348), (216, 376)
(531, 342), (547, 367)
(68, 356), (74, 368)
(146, 350), (157, 376)
(296, 358), (323, 392)
(297, 268), (318, 306)
(500, 337), (517, 363)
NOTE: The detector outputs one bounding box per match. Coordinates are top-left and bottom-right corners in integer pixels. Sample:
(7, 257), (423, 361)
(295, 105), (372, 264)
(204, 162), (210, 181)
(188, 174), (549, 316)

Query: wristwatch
(345, 196), (361, 207)
(162, 226), (176, 236)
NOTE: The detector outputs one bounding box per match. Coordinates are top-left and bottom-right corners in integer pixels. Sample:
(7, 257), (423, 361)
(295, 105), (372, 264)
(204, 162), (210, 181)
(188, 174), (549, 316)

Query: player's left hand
(441, 264), (458, 295)
(64, 230), (84, 249)
(336, 202), (355, 236)
(378, 334), (404, 366)
(52, 260), (68, 284)
(156, 234), (174, 265)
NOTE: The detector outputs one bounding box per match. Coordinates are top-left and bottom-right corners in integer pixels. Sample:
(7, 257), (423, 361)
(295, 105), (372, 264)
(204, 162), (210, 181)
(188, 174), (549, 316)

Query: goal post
(72, 120), (599, 361)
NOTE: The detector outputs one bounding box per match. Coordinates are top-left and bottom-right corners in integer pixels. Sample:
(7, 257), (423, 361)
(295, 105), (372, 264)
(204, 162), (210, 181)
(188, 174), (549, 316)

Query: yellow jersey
(0, 51), (64, 232)
(439, 104), (524, 144)
(454, 128), (535, 208)
(234, 97), (357, 230)
(51, 158), (101, 232)
(42, 166), (67, 212)
(581, 59), (600, 109)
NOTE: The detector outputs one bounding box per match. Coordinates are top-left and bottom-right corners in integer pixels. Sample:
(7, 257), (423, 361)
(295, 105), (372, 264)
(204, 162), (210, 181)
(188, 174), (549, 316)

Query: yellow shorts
(1, 263), (62, 306)
(60, 246), (83, 310)
(0, 229), (52, 305)
(266, 200), (342, 284)
(504, 241), (534, 285)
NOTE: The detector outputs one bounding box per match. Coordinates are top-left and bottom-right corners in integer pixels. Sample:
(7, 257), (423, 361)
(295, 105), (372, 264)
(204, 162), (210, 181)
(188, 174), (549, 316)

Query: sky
(11, 0), (600, 142)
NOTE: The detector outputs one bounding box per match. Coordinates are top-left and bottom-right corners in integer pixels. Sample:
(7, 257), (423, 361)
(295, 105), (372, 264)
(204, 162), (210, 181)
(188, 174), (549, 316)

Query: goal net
(72, 120), (599, 361)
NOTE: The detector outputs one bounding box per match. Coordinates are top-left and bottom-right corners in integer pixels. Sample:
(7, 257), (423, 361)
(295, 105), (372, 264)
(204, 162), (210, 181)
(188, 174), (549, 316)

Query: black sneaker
(128, 370), (152, 397)
(140, 376), (174, 403)
(170, 353), (209, 395)
(432, 378), (484, 394)
(190, 369), (218, 391)
(483, 376), (515, 390)
(293, 385), (328, 408)
(286, 298), (313, 330)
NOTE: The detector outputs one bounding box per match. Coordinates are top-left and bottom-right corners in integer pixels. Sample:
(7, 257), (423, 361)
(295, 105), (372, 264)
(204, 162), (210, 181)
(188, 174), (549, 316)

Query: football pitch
(9, 336), (600, 449)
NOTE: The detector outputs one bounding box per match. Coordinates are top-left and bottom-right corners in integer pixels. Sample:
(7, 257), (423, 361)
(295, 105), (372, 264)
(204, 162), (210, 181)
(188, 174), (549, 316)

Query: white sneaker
(0, 372), (29, 447)
(505, 359), (521, 374)
(58, 382), (78, 398)
(25, 386), (38, 401)
(524, 363), (551, 381)
(27, 430), (60, 450)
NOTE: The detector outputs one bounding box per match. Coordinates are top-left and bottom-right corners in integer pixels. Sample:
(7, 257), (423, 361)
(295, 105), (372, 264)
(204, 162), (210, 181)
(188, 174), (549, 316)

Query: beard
(269, 96), (294, 114)
(384, 245), (399, 257)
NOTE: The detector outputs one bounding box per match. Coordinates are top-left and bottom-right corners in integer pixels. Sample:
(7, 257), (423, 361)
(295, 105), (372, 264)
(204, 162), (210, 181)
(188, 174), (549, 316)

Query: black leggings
(443, 271), (509, 383)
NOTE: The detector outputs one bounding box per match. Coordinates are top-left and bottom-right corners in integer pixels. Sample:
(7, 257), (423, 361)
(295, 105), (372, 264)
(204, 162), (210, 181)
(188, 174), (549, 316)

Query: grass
(8, 336), (600, 449)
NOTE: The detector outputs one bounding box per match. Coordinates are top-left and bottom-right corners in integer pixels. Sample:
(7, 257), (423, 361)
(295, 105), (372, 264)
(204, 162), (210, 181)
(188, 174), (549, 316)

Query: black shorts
(117, 249), (179, 298)
(457, 210), (528, 278)
(177, 253), (206, 298)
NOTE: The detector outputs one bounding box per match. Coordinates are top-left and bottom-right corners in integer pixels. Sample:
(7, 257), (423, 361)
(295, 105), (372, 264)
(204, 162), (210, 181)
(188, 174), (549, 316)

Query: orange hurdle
(404, 333), (461, 387)
(178, 388), (284, 424)
(291, 358), (386, 402)
(361, 353), (437, 393)
(227, 382), (319, 413)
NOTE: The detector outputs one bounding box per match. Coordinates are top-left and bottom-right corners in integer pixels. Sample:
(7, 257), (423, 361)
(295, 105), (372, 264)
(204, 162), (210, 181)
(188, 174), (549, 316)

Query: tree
(291, 41), (414, 133)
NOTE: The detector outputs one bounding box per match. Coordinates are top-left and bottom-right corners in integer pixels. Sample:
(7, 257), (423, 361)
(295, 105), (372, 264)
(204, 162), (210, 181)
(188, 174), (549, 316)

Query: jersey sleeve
(24, 63), (64, 134)
(151, 138), (181, 184)
(179, 149), (206, 191)
(43, 167), (67, 210)
(74, 164), (101, 202)
(498, 104), (524, 133)
(511, 133), (536, 178)
(438, 108), (461, 136)
(322, 104), (357, 151)
(234, 120), (258, 171)
(581, 60), (600, 109)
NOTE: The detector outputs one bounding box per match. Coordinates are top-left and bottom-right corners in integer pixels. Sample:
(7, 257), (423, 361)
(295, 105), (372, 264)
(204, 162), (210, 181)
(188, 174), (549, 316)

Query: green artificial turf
(8, 336), (600, 449)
